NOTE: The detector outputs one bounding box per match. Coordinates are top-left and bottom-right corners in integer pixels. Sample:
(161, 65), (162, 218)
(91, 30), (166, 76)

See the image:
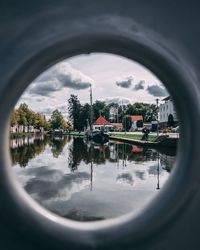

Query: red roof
(111, 123), (123, 127)
(131, 115), (143, 121)
(132, 146), (143, 153)
(94, 116), (111, 125)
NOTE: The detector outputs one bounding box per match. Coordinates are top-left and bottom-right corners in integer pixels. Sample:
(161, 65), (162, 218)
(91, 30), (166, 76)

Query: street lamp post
(156, 152), (160, 190)
(156, 98), (159, 137)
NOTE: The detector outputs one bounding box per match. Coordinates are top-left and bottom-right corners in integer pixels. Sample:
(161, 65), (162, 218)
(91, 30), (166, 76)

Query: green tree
(80, 103), (90, 129)
(93, 101), (106, 120)
(18, 103), (34, 131)
(50, 109), (65, 130)
(68, 95), (82, 131)
(18, 109), (27, 131)
(62, 120), (73, 131)
(10, 110), (19, 127)
(122, 115), (132, 131)
(168, 114), (174, 127)
(136, 120), (143, 128)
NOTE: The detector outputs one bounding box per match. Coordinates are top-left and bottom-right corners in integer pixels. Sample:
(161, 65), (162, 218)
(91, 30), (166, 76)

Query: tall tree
(68, 95), (82, 131)
(168, 114), (174, 127)
(80, 103), (90, 130)
(93, 101), (106, 120)
(18, 108), (27, 132)
(50, 109), (65, 130)
(10, 110), (19, 127)
(122, 115), (132, 131)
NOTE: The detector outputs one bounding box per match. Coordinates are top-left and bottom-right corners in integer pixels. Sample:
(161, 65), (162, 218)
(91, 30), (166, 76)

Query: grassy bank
(68, 131), (84, 136)
(110, 133), (157, 142)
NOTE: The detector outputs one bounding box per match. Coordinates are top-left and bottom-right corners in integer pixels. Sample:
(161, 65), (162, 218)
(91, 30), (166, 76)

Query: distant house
(130, 115), (143, 131)
(10, 125), (18, 133)
(159, 96), (178, 128)
(18, 125), (24, 133)
(111, 123), (123, 132)
(10, 125), (44, 133)
(93, 116), (113, 131)
(29, 126), (35, 132)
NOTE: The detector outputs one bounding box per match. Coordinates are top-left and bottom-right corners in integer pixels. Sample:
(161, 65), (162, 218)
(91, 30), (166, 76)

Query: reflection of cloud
(133, 80), (145, 91)
(147, 84), (168, 97)
(28, 62), (94, 97)
(116, 173), (134, 186)
(116, 76), (133, 88)
(134, 170), (145, 180)
(25, 167), (63, 180)
(148, 164), (163, 175)
(65, 208), (104, 221)
(24, 170), (90, 200)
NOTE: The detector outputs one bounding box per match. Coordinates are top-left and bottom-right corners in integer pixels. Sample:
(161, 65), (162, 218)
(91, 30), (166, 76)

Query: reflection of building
(132, 146), (143, 153)
(130, 116), (143, 131)
(159, 96), (178, 128)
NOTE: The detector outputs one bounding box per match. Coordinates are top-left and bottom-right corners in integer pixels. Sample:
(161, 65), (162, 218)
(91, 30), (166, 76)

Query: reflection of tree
(67, 138), (176, 171)
(10, 137), (48, 167)
(68, 139), (111, 172)
(110, 143), (148, 163)
(68, 138), (88, 172)
(11, 136), (71, 167)
(11, 136), (176, 171)
(92, 145), (110, 165)
(49, 136), (71, 158)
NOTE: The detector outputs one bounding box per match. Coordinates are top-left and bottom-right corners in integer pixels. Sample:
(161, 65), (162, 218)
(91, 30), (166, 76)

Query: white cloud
(100, 97), (131, 105)
(17, 53), (168, 114)
(147, 84), (168, 97)
(28, 62), (94, 97)
(133, 80), (145, 91)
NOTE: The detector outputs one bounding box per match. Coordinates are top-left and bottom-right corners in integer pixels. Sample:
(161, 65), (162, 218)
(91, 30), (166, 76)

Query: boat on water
(85, 129), (109, 144)
(84, 85), (109, 144)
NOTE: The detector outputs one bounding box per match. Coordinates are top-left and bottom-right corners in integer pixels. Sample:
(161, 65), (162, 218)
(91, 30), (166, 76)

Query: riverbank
(67, 132), (84, 137)
(109, 135), (159, 147)
(110, 133), (157, 142)
(109, 133), (178, 148)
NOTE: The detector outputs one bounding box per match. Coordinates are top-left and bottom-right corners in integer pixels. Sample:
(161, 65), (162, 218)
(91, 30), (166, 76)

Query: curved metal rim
(1, 16), (200, 248)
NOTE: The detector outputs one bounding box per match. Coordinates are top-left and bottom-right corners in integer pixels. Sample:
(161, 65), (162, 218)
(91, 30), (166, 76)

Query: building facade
(159, 96), (178, 128)
(93, 116), (113, 131)
(111, 123), (123, 132)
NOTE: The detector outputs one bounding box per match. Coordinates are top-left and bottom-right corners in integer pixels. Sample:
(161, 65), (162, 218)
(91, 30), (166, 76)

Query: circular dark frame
(0, 16), (200, 249)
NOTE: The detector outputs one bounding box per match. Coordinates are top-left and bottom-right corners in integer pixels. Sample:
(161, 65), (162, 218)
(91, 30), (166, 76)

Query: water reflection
(11, 136), (176, 221)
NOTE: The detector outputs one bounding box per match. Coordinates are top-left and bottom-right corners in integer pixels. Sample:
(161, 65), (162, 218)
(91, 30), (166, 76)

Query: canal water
(10, 136), (176, 221)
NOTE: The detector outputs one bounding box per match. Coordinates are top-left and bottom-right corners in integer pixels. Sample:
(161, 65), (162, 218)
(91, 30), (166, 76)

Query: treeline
(11, 103), (72, 132)
(68, 94), (158, 131)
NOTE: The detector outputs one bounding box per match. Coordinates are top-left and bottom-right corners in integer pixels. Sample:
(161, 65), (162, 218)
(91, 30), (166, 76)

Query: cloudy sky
(18, 53), (168, 118)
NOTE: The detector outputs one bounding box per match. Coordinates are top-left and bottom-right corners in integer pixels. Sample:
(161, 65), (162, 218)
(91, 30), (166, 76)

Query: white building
(159, 96), (178, 128)
(93, 116), (113, 132)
